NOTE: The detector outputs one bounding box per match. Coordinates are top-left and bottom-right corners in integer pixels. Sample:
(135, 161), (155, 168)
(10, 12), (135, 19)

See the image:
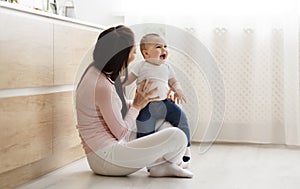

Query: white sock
(149, 162), (193, 178)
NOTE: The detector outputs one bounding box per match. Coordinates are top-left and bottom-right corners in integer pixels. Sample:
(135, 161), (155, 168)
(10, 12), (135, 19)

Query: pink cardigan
(76, 66), (139, 154)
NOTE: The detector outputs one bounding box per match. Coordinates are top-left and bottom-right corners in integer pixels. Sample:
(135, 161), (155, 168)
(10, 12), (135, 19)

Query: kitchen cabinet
(0, 3), (102, 188)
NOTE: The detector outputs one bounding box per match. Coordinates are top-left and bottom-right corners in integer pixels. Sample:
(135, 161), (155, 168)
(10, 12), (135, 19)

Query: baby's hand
(167, 89), (187, 104)
(174, 90), (187, 104)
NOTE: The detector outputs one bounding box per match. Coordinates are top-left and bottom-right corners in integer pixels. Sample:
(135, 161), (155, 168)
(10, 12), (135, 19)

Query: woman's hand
(132, 80), (160, 111)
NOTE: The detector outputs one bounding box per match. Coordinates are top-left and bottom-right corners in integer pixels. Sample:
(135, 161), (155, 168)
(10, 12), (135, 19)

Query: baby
(124, 33), (191, 166)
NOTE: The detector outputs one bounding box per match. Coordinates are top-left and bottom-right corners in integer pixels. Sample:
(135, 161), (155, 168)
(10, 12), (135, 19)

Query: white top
(131, 61), (176, 100)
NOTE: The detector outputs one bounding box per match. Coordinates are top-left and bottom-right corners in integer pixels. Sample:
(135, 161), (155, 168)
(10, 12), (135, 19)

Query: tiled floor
(16, 143), (300, 189)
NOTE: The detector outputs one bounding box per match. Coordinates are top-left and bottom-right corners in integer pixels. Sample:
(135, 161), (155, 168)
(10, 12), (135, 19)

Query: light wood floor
(16, 143), (300, 189)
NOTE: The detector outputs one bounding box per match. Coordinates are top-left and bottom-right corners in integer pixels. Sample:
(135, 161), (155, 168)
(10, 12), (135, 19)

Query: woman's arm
(95, 80), (139, 140)
(95, 78), (160, 141)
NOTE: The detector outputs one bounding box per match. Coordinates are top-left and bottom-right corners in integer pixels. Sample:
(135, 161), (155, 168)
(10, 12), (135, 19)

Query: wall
(73, 0), (124, 27)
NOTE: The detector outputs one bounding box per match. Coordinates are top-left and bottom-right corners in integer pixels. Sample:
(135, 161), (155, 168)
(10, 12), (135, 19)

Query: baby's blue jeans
(136, 99), (191, 147)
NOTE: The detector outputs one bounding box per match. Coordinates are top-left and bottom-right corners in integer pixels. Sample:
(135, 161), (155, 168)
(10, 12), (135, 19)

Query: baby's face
(142, 36), (168, 65)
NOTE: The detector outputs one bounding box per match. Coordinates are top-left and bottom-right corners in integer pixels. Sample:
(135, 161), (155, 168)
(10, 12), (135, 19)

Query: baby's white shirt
(131, 61), (175, 100)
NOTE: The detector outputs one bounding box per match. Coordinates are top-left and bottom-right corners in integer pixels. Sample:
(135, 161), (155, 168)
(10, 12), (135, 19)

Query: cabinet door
(0, 94), (53, 174)
(53, 92), (81, 152)
(0, 12), (53, 89)
(53, 24), (100, 85)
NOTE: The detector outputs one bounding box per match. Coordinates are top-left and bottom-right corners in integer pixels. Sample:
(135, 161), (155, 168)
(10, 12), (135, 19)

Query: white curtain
(195, 16), (300, 146)
(123, 0), (300, 146)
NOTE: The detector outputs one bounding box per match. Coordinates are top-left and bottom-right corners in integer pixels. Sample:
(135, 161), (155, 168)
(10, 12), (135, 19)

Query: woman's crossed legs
(87, 127), (193, 178)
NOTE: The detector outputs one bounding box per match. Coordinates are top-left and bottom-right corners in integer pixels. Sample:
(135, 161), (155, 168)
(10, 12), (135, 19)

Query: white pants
(86, 127), (187, 176)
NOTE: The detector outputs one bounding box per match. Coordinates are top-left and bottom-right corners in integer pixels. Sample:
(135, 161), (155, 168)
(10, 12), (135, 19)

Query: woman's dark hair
(78, 25), (135, 117)
(93, 25), (134, 81)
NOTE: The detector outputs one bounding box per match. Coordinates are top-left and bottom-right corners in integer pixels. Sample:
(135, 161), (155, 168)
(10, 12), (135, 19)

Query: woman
(75, 25), (193, 178)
